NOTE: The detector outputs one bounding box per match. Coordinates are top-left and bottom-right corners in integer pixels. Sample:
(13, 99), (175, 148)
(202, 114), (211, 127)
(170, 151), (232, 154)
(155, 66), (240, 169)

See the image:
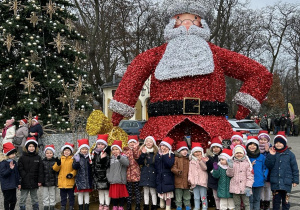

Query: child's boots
(160, 199), (165, 209)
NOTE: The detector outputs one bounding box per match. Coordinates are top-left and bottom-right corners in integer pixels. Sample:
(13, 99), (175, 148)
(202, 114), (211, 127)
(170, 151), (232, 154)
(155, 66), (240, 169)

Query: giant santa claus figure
(108, 0), (273, 147)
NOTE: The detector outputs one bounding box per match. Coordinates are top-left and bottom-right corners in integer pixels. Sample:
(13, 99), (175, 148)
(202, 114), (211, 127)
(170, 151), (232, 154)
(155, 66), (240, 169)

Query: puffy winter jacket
(226, 158), (254, 194)
(212, 167), (232, 198)
(171, 152), (189, 189)
(188, 157), (208, 189)
(0, 159), (20, 190)
(137, 152), (156, 188)
(107, 155), (129, 184)
(206, 154), (219, 190)
(249, 154), (268, 187)
(155, 153), (175, 194)
(123, 146), (140, 182)
(42, 157), (57, 187)
(15, 124), (28, 147)
(53, 155), (77, 189)
(72, 153), (93, 190)
(28, 123), (43, 143)
(18, 151), (44, 189)
(265, 149), (299, 193)
(2, 125), (16, 144)
(91, 147), (110, 190)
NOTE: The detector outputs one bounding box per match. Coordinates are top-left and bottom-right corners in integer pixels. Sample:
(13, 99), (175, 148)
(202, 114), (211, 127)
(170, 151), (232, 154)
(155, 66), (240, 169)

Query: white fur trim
(191, 147), (204, 157)
(61, 145), (74, 153)
(246, 139), (259, 146)
(177, 146), (189, 153)
(274, 135), (288, 144)
(96, 140), (108, 146)
(25, 139), (38, 147)
(128, 139), (138, 144)
(78, 144), (90, 152)
(160, 141), (172, 150)
(231, 135), (243, 142)
(111, 145), (122, 152)
(20, 120), (27, 124)
(219, 153), (230, 160)
(108, 99), (135, 118)
(44, 147), (55, 154)
(210, 143), (223, 149)
(233, 92), (261, 114)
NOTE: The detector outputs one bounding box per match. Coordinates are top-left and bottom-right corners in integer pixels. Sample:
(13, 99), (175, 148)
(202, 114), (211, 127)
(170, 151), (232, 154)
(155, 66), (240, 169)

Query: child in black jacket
(18, 137), (44, 210)
(42, 145), (57, 210)
(0, 142), (19, 210)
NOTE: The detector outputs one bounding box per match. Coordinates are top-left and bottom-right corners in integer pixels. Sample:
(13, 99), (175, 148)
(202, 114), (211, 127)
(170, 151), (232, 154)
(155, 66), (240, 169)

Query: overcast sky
(248, 0), (299, 9)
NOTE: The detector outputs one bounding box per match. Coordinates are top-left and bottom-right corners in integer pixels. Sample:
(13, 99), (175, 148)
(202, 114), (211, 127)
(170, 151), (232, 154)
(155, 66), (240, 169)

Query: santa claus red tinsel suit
(109, 0), (273, 148)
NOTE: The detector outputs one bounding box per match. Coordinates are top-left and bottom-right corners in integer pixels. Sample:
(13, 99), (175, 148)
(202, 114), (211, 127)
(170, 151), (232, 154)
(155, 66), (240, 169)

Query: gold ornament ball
(8, 75), (12, 79)
(16, 15), (20, 20)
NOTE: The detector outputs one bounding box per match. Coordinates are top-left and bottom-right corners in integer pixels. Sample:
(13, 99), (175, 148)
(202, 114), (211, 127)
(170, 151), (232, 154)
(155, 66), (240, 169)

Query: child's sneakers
(113, 206), (118, 210)
(176, 207), (182, 210)
(185, 206), (191, 210)
(160, 199), (165, 208)
(99, 205), (104, 210)
(118, 207), (124, 210)
(103, 205), (109, 210)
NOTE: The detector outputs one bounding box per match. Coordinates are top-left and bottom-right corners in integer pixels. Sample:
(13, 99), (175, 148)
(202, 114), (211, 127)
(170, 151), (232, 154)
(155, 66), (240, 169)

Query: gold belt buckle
(183, 97), (200, 115)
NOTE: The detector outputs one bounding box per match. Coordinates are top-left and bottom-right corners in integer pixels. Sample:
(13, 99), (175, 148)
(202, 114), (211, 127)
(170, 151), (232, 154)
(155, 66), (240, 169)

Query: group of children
(0, 130), (299, 210)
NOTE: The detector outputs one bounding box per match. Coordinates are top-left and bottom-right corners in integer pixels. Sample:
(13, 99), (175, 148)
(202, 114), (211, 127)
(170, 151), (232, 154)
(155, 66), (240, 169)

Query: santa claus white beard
(155, 19), (215, 81)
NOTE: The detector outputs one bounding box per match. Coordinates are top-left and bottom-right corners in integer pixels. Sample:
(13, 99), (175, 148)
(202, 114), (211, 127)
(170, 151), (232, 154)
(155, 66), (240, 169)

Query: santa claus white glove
(235, 105), (250, 120)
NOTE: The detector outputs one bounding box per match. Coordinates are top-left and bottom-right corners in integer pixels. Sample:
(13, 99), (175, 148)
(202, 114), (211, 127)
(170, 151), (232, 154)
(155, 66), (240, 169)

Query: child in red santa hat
(206, 136), (223, 210)
(2, 117), (15, 144)
(107, 140), (129, 210)
(265, 131), (299, 210)
(137, 136), (159, 210)
(72, 139), (93, 210)
(171, 141), (191, 210)
(0, 142), (19, 210)
(258, 130), (272, 210)
(230, 132), (244, 150)
(226, 145), (254, 210)
(212, 148), (234, 210)
(53, 142), (76, 210)
(123, 135), (141, 210)
(18, 137), (43, 210)
(42, 144), (57, 210)
(155, 137), (175, 210)
(188, 142), (208, 210)
(91, 134), (111, 210)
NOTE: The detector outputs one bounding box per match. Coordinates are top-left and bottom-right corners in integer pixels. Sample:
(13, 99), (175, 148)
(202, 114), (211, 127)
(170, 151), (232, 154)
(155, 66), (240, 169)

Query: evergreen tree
(0, 0), (91, 129)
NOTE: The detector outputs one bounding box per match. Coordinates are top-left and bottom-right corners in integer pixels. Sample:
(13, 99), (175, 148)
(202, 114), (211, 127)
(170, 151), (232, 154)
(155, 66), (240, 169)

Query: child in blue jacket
(0, 143), (19, 210)
(246, 136), (268, 210)
(265, 131), (299, 210)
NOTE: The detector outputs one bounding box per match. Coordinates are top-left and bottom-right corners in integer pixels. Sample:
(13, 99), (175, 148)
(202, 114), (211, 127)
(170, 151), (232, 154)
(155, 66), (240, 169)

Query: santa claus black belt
(148, 98), (229, 117)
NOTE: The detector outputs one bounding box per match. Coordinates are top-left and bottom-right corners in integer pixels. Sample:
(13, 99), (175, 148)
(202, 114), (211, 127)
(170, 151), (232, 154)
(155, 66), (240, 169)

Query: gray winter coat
(106, 155), (129, 184)
(15, 124), (28, 147)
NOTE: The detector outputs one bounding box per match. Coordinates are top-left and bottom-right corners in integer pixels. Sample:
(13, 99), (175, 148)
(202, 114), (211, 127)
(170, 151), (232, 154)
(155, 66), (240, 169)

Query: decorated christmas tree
(0, 0), (92, 130)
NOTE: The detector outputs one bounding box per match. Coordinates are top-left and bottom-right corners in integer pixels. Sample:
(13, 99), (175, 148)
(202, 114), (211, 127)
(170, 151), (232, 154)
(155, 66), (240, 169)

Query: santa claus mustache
(164, 19), (211, 42)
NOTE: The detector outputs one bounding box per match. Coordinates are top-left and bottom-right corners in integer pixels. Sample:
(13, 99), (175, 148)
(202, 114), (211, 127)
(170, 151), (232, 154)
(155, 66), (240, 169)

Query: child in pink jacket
(226, 145), (254, 210)
(188, 143), (208, 210)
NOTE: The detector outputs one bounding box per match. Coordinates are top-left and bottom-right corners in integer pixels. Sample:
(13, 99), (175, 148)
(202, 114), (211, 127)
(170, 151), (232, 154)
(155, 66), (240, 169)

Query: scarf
(259, 143), (266, 153)
(146, 147), (154, 153)
(218, 162), (228, 169)
(275, 146), (288, 153)
(246, 148), (260, 158)
(2, 124), (12, 138)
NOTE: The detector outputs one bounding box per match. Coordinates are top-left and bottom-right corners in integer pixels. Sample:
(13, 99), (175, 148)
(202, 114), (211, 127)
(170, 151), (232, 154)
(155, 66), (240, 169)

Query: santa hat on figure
(176, 141), (189, 153)
(44, 144), (55, 155)
(273, 131), (288, 149)
(74, 139), (92, 164)
(190, 142), (205, 160)
(218, 148), (232, 169)
(159, 137), (174, 157)
(32, 116), (39, 123)
(25, 136), (38, 148)
(91, 134), (109, 159)
(209, 136), (223, 154)
(128, 135), (139, 145)
(3, 142), (17, 156)
(61, 142), (74, 153)
(111, 140), (123, 152)
(20, 119), (28, 124)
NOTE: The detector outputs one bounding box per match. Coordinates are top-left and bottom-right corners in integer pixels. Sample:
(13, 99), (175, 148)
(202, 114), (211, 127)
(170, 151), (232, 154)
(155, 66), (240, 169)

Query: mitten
(244, 187), (252, 197)
(112, 112), (124, 126)
(235, 105), (250, 120)
(74, 154), (80, 162)
(66, 173), (73, 179)
(227, 159), (233, 168)
(213, 162), (219, 170)
(56, 157), (61, 166)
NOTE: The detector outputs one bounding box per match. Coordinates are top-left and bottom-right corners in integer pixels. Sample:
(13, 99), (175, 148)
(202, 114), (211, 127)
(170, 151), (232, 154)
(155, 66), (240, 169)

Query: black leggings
(111, 197), (126, 206)
(3, 189), (17, 210)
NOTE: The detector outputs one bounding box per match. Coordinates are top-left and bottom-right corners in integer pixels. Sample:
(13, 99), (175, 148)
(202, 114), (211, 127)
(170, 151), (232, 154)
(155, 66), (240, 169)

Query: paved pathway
(1, 134), (300, 209)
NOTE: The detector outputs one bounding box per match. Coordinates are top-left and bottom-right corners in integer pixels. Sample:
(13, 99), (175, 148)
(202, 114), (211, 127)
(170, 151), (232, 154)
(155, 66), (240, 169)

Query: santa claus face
(172, 13), (202, 30)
